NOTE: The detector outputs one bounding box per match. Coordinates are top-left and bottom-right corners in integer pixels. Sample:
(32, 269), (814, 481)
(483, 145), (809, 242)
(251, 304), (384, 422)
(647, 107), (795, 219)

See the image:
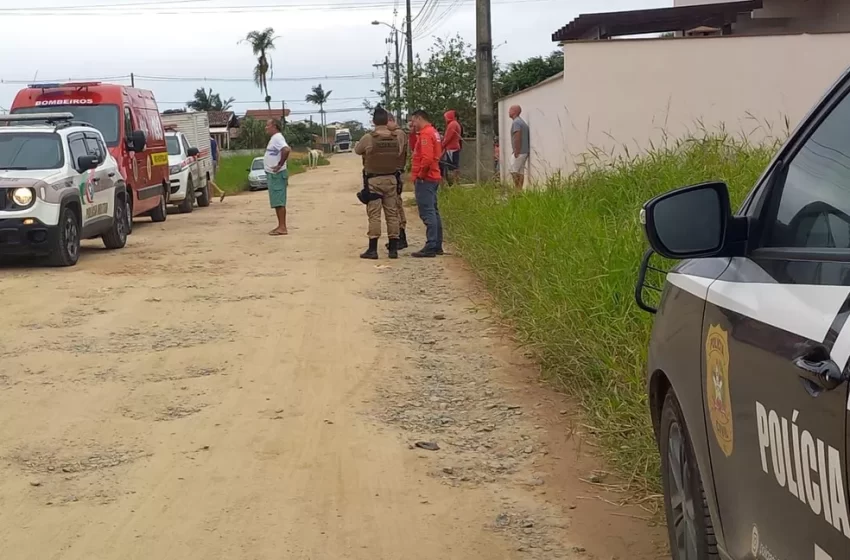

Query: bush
(440, 134), (778, 494)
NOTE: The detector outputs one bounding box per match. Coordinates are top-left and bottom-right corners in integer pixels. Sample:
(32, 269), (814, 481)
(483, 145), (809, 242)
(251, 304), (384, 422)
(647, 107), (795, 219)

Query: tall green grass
(441, 135), (778, 494)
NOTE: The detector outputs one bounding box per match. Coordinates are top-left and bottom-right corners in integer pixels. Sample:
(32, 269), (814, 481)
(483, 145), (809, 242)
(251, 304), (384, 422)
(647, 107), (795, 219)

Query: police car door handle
(107, 172), (115, 177)
(793, 354), (846, 391)
(91, 177), (100, 183)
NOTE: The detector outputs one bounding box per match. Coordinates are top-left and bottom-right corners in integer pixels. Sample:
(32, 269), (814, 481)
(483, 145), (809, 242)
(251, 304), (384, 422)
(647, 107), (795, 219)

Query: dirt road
(0, 155), (664, 559)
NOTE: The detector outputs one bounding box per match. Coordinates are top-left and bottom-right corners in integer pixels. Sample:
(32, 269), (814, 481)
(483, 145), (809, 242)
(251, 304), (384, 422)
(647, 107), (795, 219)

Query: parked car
(635, 66), (850, 560)
(162, 111), (214, 213)
(0, 112), (129, 266)
(247, 157), (267, 191)
(11, 81), (170, 229)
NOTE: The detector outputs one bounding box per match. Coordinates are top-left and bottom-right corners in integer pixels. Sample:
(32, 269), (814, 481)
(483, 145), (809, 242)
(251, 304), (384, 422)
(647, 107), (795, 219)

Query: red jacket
(442, 110), (462, 152)
(408, 130), (418, 153)
(412, 123), (442, 182)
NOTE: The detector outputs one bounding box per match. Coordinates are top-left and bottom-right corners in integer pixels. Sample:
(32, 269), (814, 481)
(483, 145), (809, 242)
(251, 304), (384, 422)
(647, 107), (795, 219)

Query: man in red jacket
(441, 110), (462, 185)
(410, 109), (444, 258)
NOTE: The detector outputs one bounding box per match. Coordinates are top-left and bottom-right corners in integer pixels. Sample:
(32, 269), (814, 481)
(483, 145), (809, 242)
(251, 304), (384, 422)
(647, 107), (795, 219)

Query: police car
(0, 112), (128, 266)
(636, 67), (850, 560)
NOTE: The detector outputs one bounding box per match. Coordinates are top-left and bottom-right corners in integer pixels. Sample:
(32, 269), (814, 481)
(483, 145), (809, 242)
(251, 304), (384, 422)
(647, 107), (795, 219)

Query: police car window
(765, 91), (850, 249)
(68, 135), (88, 170)
(83, 134), (103, 161)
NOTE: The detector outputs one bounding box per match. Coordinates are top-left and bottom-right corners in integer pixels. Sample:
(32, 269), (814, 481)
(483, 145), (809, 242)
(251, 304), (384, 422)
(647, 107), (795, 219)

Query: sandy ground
(0, 154), (665, 560)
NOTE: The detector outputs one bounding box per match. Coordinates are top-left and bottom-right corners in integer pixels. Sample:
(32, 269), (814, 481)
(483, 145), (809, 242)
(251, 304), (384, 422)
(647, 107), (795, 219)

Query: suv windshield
(166, 135), (182, 156)
(251, 159), (264, 170)
(0, 132), (64, 170)
(12, 105), (120, 146)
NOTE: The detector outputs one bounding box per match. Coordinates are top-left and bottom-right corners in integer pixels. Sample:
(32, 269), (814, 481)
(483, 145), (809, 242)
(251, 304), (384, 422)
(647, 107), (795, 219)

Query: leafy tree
(187, 88), (235, 112)
(495, 51), (563, 98)
(241, 28), (278, 110)
(305, 84), (332, 142)
(403, 35), (478, 134)
(234, 117), (268, 149)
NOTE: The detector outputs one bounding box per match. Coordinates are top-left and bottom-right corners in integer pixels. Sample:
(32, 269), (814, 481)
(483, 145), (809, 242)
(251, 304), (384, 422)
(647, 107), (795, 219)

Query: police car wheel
(660, 391), (719, 560)
(48, 206), (80, 267)
(178, 178), (194, 214)
(102, 195), (128, 250)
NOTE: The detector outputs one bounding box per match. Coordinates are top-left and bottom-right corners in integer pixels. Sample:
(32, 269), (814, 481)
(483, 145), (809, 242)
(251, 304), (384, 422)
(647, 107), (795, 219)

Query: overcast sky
(0, 0), (667, 124)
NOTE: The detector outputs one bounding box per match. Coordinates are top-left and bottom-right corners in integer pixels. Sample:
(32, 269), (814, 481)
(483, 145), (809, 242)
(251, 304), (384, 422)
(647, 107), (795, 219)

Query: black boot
(360, 238), (379, 259)
(398, 229), (408, 250)
(388, 238), (399, 259)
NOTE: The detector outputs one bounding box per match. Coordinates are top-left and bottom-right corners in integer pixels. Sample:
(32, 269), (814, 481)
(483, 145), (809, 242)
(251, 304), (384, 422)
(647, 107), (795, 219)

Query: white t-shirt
(264, 132), (289, 172)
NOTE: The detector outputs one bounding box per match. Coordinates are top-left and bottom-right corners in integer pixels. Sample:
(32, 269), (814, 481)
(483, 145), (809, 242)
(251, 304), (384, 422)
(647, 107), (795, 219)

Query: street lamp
(371, 20), (402, 122)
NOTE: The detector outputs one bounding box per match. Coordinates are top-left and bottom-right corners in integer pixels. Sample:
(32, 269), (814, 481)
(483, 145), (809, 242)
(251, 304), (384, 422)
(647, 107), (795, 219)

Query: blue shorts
(266, 170), (288, 208)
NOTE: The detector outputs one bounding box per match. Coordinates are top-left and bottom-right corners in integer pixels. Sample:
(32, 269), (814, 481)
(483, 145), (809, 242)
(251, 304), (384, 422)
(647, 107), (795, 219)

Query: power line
(134, 73), (380, 83)
(158, 96), (381, 105)
(0, 0), (554, 15)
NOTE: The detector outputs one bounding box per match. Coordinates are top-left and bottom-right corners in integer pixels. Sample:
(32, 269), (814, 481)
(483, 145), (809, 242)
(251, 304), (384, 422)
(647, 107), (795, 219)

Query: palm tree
(241, 28), (278, 110)
(305, 83), (332, 142)
(187, 88), (235, 112)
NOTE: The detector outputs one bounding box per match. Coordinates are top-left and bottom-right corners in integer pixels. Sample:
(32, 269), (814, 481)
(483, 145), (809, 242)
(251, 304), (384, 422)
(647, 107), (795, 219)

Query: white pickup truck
(161, 112), (214, 213)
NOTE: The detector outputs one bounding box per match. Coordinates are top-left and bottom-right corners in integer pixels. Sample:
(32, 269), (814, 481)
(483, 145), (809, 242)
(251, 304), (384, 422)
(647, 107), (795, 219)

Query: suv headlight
(12, 187), (34, 207)
(169, 164), (182, 174)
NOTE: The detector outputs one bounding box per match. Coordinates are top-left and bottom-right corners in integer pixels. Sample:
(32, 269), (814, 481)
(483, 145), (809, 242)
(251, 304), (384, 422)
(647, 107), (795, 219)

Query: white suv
(0, 112), (129, 266)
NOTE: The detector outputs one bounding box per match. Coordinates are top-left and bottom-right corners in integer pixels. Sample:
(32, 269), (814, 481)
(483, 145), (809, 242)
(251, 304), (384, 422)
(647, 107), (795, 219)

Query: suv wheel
(102, 196), (128, 249)
(178, 177), (194, 213)
(48, 206), (80, 267)
(660, 391), (719, 560)
(150, 187), (168, 223)
(197, 180), (211, 207)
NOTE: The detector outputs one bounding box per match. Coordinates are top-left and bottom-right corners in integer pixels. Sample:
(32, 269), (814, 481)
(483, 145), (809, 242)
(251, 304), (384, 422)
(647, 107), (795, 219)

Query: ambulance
(10, 82), (170, 229)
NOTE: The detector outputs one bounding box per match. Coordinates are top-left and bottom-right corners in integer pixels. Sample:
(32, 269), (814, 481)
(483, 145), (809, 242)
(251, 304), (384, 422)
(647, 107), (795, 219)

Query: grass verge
(216, 151), (330, 193)
(440, 134), (777, 495)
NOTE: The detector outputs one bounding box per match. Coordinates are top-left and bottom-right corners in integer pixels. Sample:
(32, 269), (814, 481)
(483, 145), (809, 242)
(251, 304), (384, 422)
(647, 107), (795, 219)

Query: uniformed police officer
(386, 112), (409, 250)
(354, 107), (401, 259)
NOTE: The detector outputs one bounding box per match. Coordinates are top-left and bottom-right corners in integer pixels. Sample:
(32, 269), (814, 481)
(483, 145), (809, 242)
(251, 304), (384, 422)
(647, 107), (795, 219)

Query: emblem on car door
(706, 324), (734, 457)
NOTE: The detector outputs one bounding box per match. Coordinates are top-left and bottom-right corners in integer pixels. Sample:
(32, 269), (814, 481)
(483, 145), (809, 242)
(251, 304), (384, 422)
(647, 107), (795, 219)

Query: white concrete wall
(558, 32), (850, 174)
(497, 73), (567, 185)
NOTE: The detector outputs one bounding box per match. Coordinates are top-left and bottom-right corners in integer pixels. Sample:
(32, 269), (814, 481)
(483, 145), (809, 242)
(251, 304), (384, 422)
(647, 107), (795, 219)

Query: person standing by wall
(264, 119), (291, 236)
(509, 105), (530, 190)
(386, 113), (409, 250)
(441, 110), (462, 185)
(410, 110), (444, 258)
(354, 107), (401, 259)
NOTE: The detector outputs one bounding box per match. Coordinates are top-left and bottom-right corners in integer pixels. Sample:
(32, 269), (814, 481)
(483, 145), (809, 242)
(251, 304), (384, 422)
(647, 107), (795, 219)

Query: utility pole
(130, 73), (135, 87)
(475, 0), (495, 182)
(405, 0), (414, 115)
(372, 60), (390, 109)
(393, 29), (402, 123)
(281, 100), (287, 127)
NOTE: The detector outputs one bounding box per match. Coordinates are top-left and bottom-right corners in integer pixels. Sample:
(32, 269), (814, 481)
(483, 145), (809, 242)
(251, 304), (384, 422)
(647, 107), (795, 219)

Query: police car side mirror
(187, 147), (200, 157)
(642, 181), (732, 259)
(127, 130), (147, 152)
(77, 155), (100, 172)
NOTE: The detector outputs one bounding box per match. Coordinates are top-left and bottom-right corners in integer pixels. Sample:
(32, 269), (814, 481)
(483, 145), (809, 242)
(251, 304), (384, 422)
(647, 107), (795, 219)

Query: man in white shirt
(264, 119), (291, 236)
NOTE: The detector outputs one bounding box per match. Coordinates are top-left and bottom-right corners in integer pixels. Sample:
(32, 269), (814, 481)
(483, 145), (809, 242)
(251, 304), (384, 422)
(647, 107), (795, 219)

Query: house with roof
(500, 0), (850, 184)
(208, 111), (239, 150)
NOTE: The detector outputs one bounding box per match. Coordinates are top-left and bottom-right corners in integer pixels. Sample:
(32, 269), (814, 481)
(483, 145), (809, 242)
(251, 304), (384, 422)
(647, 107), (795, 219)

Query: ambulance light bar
(0, 112), (75, 123)
(27, 82), (102, 90)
